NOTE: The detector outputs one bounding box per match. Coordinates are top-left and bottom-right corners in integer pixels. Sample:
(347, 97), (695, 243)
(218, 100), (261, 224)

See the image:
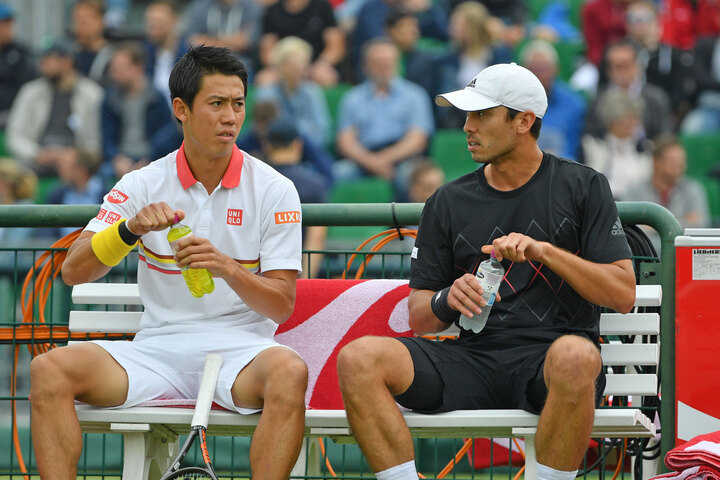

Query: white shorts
(92, 328), (293, 414)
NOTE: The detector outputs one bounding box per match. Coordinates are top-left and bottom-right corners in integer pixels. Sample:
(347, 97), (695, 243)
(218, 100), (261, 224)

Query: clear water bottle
(167, 217), (215, 298)
(459, 251), (505, 333)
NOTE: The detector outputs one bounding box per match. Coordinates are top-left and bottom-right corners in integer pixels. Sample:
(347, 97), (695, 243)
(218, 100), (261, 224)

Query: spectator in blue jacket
(521, 39), (586, 161)
(101, 42), (181, 180)
(143, 0), (190, 105)
(351, 0), (448, 77)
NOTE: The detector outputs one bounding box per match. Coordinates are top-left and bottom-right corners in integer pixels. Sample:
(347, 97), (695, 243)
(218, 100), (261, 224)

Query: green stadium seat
(681, 134), (720, 178)
(554, 40), (584, 82)
(680, 134), (720, 223)
(34, 176), (61, 204)
(330, 177), (393, 203)
(323, 83), (351, 131)
(0, 129), (7, 157)
(238, 93), (255, 136)
(327, 178), (394, 247)
(429, 129), (476, 181)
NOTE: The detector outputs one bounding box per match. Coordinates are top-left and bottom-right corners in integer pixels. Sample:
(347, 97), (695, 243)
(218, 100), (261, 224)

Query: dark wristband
(430, 286), (460, 324)
(118, 220), (141, 245)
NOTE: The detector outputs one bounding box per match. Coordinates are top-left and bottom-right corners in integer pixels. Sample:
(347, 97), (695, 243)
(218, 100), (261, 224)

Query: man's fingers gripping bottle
(459, 250), (505, 333)
(167, 215), (215, 298)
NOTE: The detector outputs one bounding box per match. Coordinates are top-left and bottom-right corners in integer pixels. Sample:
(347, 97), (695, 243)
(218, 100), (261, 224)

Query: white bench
(70, 280), (661, 480)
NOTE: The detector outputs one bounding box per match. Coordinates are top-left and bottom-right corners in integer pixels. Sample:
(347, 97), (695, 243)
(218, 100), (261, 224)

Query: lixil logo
(227, 208), (243, 225)
(275, 211), (301, 224)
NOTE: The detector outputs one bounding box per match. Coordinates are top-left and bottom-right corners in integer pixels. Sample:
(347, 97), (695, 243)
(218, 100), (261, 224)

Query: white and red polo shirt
(85, 144), (302, 338)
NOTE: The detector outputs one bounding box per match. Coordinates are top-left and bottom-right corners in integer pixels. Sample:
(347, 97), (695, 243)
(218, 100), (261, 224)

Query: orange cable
(342, 228), (417, 279)
(11, 229), (82, 478)
(437, 438), (474, 478)
(511, 438), (526, 480)
(610, 438), (627, 480)
(317, 438), (337, 477)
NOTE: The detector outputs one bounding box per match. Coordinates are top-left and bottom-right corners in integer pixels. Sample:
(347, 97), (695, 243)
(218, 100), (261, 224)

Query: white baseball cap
(435, 63), (548, 118)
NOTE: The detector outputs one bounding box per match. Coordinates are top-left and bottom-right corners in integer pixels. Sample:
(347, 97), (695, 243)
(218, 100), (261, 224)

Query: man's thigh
(393, 337), (510, 413)
(40, 342), (129, 407)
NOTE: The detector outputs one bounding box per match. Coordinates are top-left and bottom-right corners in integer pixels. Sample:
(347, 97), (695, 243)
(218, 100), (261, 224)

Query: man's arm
(172, 235), (297, 323)
(375, 128), (429, 166)
(336, 128), (392, 178)
(318, 27), (346, 66)
(408, 272), (496, 335)
(62, 231), (114, 285)
(483, 233), (636, 314)
(62, 202), (183, 286)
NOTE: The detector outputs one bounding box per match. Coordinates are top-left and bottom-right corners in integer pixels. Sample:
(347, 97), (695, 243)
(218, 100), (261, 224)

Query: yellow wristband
(91, 219), (138, 266)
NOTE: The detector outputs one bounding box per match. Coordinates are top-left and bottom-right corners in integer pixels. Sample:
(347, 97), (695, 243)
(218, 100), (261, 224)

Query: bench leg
(110, 423), (178, 480)
(290, 438), (323, 478)
(513, 428), (537, 480)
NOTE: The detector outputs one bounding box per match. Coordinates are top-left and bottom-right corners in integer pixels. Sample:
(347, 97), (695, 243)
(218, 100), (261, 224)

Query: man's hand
(172, 236), (236, 279)
(445, 273), (501, 318)
(482, 233), (547, 263)
(126, 203), (185, 236)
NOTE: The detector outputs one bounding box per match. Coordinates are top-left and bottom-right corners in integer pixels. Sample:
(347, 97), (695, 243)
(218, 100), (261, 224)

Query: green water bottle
(167, 216), (215, 298)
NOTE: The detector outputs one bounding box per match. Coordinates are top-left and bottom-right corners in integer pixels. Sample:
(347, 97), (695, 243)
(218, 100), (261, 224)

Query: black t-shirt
(262, 0), (337, 60)
(410, 152), (632, 346)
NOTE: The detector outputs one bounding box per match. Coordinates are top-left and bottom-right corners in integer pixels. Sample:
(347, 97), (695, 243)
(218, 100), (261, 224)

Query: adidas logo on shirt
(611, 218), (625, 237)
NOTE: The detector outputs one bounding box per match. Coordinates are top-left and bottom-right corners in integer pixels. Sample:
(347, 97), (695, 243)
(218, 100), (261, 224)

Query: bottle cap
(173, 214), (180, 225)
(490, 249), (496, 259)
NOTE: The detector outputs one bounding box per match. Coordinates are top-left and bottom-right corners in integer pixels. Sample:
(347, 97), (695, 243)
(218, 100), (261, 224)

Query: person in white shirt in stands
(29, 45), (308, 480)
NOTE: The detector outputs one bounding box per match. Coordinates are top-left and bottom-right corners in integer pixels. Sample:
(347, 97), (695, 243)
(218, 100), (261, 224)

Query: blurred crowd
(0, 0), (717, 251)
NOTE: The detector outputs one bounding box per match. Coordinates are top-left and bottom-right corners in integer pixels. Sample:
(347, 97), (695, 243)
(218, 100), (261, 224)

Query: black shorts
(394, 336), (606, 415)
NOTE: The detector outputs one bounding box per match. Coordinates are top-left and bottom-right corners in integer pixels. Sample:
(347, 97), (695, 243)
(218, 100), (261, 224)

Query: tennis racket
(160, 353), (223, 480)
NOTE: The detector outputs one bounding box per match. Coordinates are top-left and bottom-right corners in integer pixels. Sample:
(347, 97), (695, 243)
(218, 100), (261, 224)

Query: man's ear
(172, 97), (189, 123)
(515, 111), (537, 135)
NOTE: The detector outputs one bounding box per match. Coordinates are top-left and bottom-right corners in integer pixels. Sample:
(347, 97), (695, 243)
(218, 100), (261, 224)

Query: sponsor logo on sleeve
(274, 211), (301, 224)
(106, 211), (121, 224)
(611, 218), (625, 237)
(227, 208), (243, 225)
(96, 208), (107, 221)
(107, 189), (129, 204)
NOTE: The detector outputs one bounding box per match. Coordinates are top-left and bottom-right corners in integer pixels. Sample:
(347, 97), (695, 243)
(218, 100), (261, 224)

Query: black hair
(506, 108), (542, 139)
(168, 45), (248, 110)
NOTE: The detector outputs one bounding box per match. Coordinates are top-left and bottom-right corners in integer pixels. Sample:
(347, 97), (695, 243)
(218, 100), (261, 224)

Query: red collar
(176, 142), (244, 190)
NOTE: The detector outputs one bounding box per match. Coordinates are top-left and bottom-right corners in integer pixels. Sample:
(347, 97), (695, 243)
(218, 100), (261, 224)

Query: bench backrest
(70, 279), (662, 409)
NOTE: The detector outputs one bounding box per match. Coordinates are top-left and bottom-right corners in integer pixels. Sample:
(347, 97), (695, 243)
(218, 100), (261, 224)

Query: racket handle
(191, 354), (223, 429)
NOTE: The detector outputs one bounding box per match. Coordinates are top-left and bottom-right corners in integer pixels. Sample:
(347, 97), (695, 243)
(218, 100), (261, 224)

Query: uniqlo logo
(96, 208), (107, 221)
(106, 212), (121, 224)
(227, 209), (243, 225)
(107, 189), (129, 204)
(274, 211), (301, 224)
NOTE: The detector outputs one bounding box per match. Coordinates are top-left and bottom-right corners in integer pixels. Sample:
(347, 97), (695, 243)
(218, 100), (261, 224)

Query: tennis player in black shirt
(337, 63), (636, 480)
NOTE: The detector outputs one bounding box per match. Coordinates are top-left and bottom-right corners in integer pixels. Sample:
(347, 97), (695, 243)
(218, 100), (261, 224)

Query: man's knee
(544, 336), (602, 389)
(30, 351), (75, 401)
(337, 337), (413, 394)
(337, 336), (386, 381)
(265, 350), (308, 403)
